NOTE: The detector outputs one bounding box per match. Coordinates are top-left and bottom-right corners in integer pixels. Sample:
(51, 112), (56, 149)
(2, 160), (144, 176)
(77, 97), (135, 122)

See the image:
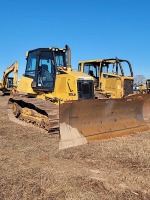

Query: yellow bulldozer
(7, 45), (150, 149)
(137, 79), (150, 94)
(78, 58), (134, 98)
(0, 61), (18, 95)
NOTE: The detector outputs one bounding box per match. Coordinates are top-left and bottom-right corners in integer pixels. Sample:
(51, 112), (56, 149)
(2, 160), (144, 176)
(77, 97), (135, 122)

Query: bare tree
(134, 75), (146, 86)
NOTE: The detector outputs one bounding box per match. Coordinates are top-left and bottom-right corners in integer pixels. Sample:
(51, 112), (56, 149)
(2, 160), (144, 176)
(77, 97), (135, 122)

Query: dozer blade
(59, 95), (150, 149)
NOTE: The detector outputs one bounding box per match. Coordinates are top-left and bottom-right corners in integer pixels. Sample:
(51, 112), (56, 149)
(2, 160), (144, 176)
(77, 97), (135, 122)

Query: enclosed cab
(17, 46), (94, 102)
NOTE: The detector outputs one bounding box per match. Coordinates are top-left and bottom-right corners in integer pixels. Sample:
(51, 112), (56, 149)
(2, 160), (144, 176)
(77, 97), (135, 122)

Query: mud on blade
(59, 96), (149, 149)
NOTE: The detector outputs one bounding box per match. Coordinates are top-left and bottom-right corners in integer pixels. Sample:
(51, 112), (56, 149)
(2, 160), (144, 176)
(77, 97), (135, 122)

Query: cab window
(25, 51), (37, 77)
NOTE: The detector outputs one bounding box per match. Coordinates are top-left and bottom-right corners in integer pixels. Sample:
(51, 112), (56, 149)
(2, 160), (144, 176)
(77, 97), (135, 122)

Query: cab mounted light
(52, 48), (59, 51)
(62, 66), (67, 70)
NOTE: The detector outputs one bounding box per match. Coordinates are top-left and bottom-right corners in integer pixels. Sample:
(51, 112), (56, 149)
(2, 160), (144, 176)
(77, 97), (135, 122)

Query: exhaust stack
(65, 45), (72, 70)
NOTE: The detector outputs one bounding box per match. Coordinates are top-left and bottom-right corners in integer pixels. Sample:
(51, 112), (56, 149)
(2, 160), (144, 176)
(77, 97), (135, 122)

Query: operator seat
(40, 64), (54, 87)
(89, 70), (94, 76)
(41, 64), (49, 72)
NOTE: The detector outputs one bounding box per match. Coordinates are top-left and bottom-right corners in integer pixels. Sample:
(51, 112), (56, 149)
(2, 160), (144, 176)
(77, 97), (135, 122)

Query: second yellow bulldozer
(78, 58), (134, 98)
(7, 45), (150, 149)
(137, 79), (150, 94)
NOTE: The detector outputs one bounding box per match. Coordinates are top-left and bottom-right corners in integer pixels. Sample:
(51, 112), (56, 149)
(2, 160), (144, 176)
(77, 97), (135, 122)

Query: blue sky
(0, 0), (150, 79)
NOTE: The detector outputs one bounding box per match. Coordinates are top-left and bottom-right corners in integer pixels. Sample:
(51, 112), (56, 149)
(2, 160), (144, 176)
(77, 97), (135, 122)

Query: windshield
(101, 59), (132, 76)
(39, 51), (55, 74)
(101, 61), (123, 75)
(83, 63), (99, 78)
(25, 51), (37, 77)
(37, 51), (55, 88)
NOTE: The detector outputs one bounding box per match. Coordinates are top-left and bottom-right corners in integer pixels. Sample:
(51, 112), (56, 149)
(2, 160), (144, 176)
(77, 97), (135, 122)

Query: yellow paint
(78, 60), (134, 98)
(17, 68), (93, 103)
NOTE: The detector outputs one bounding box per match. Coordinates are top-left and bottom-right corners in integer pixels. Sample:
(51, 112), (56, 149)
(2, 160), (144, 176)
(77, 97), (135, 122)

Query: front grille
(77, 80), (94, 99)
(124, 79), (133, 96)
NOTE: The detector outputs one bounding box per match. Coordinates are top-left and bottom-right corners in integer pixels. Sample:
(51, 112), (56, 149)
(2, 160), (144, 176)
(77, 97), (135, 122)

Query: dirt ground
(0, 96), (150, 200)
